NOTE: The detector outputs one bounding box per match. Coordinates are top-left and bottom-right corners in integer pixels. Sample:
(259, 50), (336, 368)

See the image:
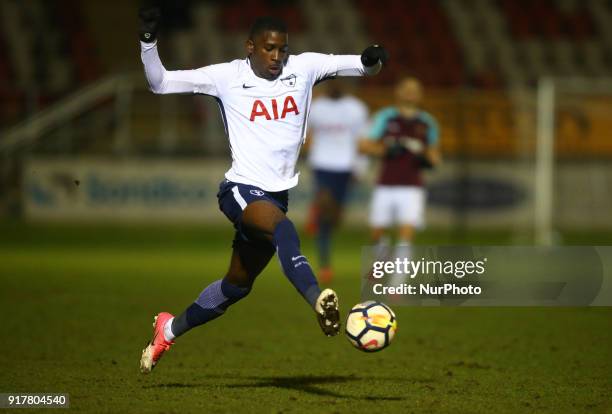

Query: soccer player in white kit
(137, 8), (388, 373)
(305, 81), (368, 282)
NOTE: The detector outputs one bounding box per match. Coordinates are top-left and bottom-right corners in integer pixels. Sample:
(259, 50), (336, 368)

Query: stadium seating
(3, 0), (612, 101)
(0, 0), (98, 126)
(357, 0), (465, 86)
(444, 0), (612, 88)
(3, 0), (612, 158)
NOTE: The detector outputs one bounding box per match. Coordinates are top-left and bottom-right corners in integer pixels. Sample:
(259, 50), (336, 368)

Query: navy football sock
(273, 218), (321, 308)
(170, 278), (251, 338)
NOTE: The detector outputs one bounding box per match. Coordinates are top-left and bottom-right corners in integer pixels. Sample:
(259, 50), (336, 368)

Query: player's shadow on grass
(228, 375), (405, 401)
(143, 382), (200, 388)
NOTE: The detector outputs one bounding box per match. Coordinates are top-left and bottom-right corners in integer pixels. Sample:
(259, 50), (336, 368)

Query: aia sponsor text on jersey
(250, 96), (300, 121)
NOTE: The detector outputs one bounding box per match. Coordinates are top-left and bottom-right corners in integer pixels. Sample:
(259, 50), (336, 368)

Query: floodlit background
(2, 0), (612, 242)
(1, 2), (611, 413)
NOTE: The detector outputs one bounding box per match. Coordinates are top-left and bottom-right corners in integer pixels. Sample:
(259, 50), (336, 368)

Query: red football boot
(140, 312), (175, 374)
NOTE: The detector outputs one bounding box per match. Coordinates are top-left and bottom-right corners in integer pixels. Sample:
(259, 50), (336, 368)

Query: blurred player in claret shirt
(304, 81), (369, 283)
(137, 7), (388, 373)
(360, 77), (441, 267)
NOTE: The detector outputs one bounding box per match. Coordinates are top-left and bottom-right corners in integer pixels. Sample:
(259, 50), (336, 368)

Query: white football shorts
(369, 185), (425, 228)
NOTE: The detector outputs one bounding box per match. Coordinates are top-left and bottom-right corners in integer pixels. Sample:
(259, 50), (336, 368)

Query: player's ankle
(163, 317), (176, 342)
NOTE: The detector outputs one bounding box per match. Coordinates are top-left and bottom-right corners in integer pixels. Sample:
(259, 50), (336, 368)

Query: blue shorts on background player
(304, 81), (369, 283)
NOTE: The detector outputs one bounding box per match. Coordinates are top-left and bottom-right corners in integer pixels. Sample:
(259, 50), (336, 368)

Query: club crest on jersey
(280, 74), (297, 87)
(250, 96), (299, 121)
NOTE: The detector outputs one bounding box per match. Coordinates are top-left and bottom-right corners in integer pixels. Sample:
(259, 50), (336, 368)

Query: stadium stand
(357, 0), (465, 86)
(2, 0), (612, 157)
(444, 0), (612, 87)
(3, 0), (612, 105)
(0, 0), (98, 126)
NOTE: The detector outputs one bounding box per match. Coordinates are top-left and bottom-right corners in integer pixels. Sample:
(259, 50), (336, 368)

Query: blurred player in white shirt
(305, 81), (368, 282)
(137, 8), (388, 373)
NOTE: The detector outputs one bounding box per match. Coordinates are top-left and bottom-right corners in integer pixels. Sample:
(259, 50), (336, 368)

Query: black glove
(361, 45), (389, 67)
(385, 142), (407, 159)
(416, 154), (434, 169)
(139, 6), (161, 43)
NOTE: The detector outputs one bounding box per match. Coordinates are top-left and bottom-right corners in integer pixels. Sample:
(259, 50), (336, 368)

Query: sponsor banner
(23, 158), (536, 225)
(23, 158), (340, 222)
(361, 246), (612, 306)
(22, 157), (612, 228)
(24, 158), (226, 221)
(423, 161), (534, 228)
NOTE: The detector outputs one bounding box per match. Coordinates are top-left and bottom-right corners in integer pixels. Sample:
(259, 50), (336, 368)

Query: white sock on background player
(392, 240), (412, 286)
(374, 235), (391, 261)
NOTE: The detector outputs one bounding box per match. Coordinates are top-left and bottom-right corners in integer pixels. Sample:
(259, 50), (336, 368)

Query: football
(345, 301), (397, 352)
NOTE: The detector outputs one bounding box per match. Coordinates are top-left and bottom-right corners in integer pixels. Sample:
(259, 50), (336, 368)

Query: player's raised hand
(361, 45), (389, 68)
(139, 5), (161, 43)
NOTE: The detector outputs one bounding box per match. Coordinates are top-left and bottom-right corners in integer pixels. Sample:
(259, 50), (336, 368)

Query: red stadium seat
(356, 0), (463, 87)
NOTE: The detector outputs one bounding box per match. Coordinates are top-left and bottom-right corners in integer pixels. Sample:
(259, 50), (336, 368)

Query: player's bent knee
(242, 200), (286, 236)
(231, 236), (276, 281)
(223, 270), (252, 288)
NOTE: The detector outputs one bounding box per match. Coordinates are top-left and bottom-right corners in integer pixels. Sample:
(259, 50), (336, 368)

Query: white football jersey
(141, 41), (373, 191)
(307, 95), (368, 172)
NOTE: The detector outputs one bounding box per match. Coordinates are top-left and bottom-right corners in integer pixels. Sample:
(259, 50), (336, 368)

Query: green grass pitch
(0, 222), (610, 413)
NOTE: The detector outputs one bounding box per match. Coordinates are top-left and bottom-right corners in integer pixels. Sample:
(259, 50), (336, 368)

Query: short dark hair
(249, 16), (288, 39)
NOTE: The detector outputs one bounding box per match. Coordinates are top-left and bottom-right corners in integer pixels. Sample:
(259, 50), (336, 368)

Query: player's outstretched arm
(331, 45), (389, 77)
(360, 45), (389, 76)
(138, 6), (219, 96)
(301, 45), (388, 81)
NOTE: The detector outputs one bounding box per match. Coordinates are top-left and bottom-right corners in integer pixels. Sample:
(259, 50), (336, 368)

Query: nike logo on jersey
(250, 96), (299, 121)
(242, 84), (255, 89)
